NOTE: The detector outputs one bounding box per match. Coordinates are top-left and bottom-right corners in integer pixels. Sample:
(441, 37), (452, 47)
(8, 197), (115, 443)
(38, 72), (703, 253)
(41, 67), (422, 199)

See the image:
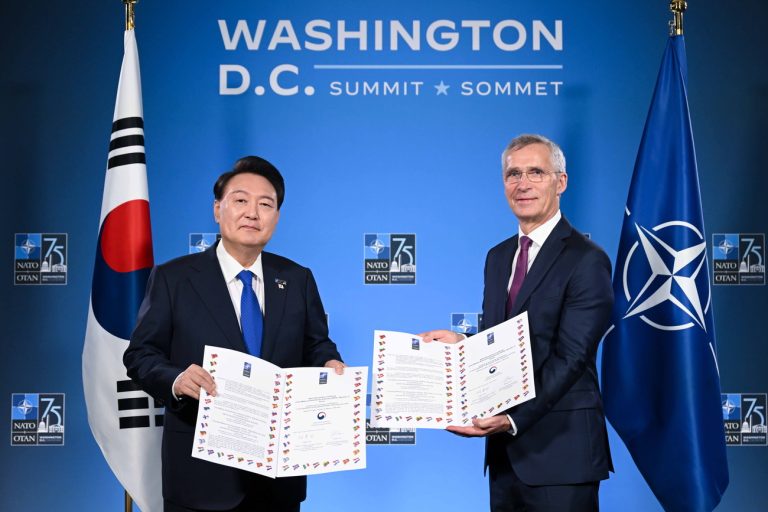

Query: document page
(192, 346), (281, 478)
(371, 312), (534, 429)
(277, 366), (367, 476)
(458, 312), (535, 425)
(370, 331), (455, 429)
(191, 346), (368, 477)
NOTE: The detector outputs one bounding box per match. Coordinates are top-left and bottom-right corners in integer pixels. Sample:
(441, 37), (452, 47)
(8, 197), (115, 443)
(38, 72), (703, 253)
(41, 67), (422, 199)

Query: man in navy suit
(124, 156), (344, 512)
(421, 134), (613, 511)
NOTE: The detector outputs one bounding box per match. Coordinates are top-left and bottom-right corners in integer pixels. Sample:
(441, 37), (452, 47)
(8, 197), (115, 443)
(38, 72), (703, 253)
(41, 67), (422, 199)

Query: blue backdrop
(2, 1), (766, 510)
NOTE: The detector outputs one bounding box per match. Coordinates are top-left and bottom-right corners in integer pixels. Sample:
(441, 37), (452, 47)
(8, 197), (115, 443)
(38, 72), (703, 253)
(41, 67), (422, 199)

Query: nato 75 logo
(722, 392), (767, 446)
(14, 233), (68, 285)
(10, 393), (65, 446)
(189, 233), (221, 254)
(364, 233), (416, 284)
(365, 418), (416, 446)
(712, 233), (765, 285)
(451, 313), (483, 335)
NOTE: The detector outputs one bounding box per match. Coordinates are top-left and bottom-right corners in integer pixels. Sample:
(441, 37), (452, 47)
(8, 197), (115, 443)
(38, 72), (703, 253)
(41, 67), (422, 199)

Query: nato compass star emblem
(16, 399), (34, 416)
(456, 318), (473, 333)
(717, 237), (735, 257)
(621, 220), (711, 332)
(368, 238), (385, 256)
(20, 237), (37, 256)
(193, 237), (212, 252)
(722, 398), (737, 417)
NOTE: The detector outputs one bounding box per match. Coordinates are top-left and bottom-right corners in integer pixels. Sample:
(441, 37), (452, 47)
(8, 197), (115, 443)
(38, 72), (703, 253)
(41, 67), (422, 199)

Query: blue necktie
(237, 270), (263, 357)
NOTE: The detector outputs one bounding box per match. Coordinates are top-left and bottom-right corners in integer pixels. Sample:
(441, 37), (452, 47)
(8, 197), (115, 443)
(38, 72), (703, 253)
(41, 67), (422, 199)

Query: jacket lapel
(188, 246), (245, 351)
(261, 253), (287, 362)
(511, 217), (572, 315)
(489, 237), (517, 327)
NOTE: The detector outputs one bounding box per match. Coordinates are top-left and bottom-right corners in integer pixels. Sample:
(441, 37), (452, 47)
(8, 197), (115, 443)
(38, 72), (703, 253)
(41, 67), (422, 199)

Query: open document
(370, 312), (534, 429)
(192, 346), (367, 477)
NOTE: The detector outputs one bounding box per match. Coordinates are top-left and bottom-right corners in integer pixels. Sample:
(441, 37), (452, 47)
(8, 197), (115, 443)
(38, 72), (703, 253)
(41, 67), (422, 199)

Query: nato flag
(601, 36), (729, 511)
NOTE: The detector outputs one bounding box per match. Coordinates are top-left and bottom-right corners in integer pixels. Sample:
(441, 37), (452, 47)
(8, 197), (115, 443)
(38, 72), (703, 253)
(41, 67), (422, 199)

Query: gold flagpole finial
(123, 0), (138, 31)
(669, 0), (686, 36)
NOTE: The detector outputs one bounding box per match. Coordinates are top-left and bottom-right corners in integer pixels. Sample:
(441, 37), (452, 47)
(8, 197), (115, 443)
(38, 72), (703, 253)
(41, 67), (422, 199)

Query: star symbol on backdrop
(434, 80), (450, 95)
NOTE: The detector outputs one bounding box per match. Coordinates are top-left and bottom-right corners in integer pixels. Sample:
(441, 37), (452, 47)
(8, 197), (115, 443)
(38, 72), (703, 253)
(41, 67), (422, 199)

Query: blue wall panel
(1, 1), (766, 510)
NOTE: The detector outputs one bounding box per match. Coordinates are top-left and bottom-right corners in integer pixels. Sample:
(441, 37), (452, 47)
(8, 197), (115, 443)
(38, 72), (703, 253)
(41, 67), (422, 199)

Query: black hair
(213, 156), (285, 208)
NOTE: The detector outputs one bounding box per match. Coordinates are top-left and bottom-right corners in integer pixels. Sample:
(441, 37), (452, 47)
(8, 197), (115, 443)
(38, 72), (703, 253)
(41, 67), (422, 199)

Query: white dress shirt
(216, 241), (266, 318)
(172, 243), (266, 399)
(507, 210), (562, 292)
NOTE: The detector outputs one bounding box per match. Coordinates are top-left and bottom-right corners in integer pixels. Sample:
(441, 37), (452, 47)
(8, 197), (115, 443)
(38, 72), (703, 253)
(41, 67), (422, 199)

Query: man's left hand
(446, 415), (511, 437)
(324, 359), (346, 375)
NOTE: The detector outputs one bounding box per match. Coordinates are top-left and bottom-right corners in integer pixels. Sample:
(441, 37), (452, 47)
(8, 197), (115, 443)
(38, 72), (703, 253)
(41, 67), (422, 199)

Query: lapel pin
(275, 278), (287, 289)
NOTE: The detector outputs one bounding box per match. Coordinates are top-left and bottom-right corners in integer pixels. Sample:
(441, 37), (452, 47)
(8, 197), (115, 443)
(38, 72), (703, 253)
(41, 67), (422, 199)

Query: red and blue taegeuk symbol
(92, 200), (154, 340)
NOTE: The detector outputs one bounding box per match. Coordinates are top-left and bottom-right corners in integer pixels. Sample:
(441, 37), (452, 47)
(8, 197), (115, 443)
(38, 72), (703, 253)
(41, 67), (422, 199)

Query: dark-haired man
(124, 156), (344, 512)
(420, 135), (613, 511)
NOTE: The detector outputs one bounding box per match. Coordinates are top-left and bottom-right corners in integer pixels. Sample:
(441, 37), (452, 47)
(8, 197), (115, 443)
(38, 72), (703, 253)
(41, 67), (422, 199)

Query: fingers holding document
(447, 415), (512, 437)
(174, 363), (217, 400)
(324, 359), (346, 375)
(418, 329), (465, 344)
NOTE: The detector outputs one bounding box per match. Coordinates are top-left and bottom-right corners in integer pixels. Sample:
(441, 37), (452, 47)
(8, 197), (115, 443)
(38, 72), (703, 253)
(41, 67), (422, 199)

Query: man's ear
(557, 173), (568, 195)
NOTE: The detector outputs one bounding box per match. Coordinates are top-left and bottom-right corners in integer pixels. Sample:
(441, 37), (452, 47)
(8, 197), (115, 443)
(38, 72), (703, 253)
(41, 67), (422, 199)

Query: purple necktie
(506, 236), (532, 318)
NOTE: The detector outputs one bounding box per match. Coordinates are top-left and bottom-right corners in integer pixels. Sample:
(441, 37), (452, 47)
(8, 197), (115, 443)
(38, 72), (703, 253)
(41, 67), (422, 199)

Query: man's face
(503, 143), (567, 233)
(214, 173), (280, 254)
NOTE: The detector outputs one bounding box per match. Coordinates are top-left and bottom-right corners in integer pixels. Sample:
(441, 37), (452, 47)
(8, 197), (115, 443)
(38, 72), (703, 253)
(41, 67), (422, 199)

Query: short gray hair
(501, 134), (566, 174)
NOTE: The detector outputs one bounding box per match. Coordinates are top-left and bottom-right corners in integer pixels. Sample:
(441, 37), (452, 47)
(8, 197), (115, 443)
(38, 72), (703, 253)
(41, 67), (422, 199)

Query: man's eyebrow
(225, 189), (276, 200)
(506, 165), (546, 171)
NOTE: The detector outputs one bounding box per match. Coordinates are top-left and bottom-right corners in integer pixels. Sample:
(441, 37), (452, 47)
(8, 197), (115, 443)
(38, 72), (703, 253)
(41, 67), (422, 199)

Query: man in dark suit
(421, 134), (614, 511)
(124, 156), (344, 512)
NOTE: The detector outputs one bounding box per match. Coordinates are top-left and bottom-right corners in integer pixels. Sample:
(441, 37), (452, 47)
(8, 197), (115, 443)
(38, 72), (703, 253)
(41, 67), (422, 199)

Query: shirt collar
(518, 210), (562, 248)
(216, 242), (264, 284)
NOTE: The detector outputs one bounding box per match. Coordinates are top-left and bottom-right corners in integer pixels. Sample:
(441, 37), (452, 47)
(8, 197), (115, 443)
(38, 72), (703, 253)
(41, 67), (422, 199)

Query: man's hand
(324, 359), (346, 375)
(418, 329), (464, 344)
(446, 415), (511, 437)
(173, 364), (216, 400)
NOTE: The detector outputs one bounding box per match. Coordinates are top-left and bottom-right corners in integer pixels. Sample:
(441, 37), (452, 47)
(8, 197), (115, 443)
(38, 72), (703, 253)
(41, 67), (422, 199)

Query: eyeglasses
(504, 168), (559, 184)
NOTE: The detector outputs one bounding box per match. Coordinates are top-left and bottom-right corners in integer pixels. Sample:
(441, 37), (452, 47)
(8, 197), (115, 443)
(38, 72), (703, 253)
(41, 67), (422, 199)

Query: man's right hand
(173, 364), (217, 400)
(418, 329), (464, 344)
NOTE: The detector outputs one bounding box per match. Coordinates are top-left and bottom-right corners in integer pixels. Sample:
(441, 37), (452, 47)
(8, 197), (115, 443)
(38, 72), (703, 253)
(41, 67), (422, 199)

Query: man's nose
(516, 175), (533, 188)
(519, 171), (536, 184)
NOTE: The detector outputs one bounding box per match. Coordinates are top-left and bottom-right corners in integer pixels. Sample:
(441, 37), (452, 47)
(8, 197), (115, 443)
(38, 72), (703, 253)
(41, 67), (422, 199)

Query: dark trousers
(489, 456), (599, 512)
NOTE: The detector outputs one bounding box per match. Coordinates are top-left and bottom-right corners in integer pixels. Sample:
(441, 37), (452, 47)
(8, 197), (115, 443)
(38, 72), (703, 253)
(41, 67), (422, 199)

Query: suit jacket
(123, 244), (341, 509)
(483, 217), (614, 486)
